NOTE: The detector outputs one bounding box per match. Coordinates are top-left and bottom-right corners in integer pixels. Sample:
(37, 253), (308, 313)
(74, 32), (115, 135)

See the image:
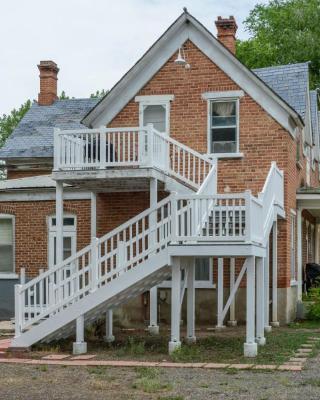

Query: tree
(90, 89), (108, 98)
(236, 0), (320, 88)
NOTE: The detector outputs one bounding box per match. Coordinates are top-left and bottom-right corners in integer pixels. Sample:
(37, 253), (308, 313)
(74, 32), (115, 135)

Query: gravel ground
(1, 355), (320, 400)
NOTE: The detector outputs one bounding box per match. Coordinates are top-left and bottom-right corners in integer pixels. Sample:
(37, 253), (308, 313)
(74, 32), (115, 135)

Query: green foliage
(132, 367), (172, 394)
(90, 89), (108, 98)
(306, 287), (320, 319)
(237, 0), (320, 88)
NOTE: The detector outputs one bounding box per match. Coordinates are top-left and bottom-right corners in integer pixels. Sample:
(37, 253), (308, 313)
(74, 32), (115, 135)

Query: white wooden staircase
(12, 127), (284, 349)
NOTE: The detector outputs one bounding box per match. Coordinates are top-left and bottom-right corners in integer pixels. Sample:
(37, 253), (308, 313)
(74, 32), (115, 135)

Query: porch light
(174, 47), (190, 69)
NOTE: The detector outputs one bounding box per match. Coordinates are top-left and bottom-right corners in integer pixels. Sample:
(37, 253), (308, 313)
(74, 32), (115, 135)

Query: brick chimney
(37, 61), (59, 106)
(215, 16), (238, 54)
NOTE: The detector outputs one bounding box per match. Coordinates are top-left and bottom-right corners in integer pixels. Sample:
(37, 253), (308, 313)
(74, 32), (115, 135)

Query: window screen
(143, 105), (166, 133)
(210, 100), (237, 153)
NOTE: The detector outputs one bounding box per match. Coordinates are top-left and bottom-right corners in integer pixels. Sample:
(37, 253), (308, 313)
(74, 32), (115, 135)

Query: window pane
(211, 128), (237, 153)
(53, 236), (73, 264)
(210, 101), (237, 154)
(51, 217), (75, 227)
(0, 219), (13, 273)
(195, 258), (210, 281)
(143, 105), (166, 133)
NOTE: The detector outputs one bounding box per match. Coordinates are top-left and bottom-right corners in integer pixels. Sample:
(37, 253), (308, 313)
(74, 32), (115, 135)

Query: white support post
(264, 241), (272, 332)
(20, 267), (26, 285)
(297, 208), (303, 301)
(91, 191), (97, 240)
(73, 314), (87, 354)
(56, 181), (64, 266)
(256, 257), (266, 345)
(271, 220), (279, 327)
(14, 284), (22, 338)
(244, 256), (257, 357)
(104, 309), (115, 342)
(186, 257), (196, 343)
(147, 123), (154, 167)
(169, 257), (181, 354)
(216, 258), (225, 329)
(148, 178), (159, 335)
(227, 258), (237, 326)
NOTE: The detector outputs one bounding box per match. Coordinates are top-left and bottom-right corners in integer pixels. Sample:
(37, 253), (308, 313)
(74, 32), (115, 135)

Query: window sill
(290, 280), (298, 287)
(208, 152), (244, 159)
(0, 273), (19, 280)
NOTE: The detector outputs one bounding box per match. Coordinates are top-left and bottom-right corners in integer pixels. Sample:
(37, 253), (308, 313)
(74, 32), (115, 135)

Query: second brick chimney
(215, 16), (238, 54)
(38, 61), (59, 106)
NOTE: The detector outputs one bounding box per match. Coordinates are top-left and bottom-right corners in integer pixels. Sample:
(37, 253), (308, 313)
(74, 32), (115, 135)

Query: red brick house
(0, 11), (319, 357)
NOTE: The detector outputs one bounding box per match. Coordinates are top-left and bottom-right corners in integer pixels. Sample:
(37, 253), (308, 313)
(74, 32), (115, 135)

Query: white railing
(15, 196), (173, 334)
(54, 125), (215, 191)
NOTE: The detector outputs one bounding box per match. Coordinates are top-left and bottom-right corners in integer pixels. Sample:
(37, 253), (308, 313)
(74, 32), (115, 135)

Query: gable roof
(0, 98), (99, 159)
(82, 10), (303, 136)
(253, 63), (309, 120)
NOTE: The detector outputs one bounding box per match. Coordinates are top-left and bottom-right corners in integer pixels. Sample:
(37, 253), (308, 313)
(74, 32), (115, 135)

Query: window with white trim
(290, 212), (297, 283)
(48, 215), (76, 266)
(209, 100), (239, 154)
(0, 215), (14, 274)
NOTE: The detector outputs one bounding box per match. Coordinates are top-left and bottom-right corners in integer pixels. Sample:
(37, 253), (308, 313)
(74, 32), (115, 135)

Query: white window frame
(135, 95), (174, 136)
(202, 91), (244, 159)
(290, 210), (297, 286)
(159, 258), (215, 289)
(0, 214), (17, 279)
(47, 214), (77, 267)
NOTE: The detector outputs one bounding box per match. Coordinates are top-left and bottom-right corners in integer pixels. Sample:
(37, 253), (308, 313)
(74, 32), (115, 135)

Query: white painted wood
(55, 181), (64, 266)
(244, 256), (257, 357)
(14, 284), (22, 337)
(187, 258), (196, 342)
(202, 90), (244, 100)
(264, 241), (271, 331)
(135, 95), (175, 103)
(271, 220), (279, 326)
(216, 258), (225, 328)
(73, 314), (87, 355)
(256, 257), (266, 345)
(297, 208), (303, 300)
(228, 258), (236, 324)
(104, 309), (115, 342)
(20, 268), (26, 285)
(169, 257), (181, 354)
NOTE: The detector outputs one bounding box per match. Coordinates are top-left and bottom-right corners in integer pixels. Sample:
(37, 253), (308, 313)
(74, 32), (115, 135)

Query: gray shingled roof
(0, 98), (99, 158)
(253, 62), (309, 119)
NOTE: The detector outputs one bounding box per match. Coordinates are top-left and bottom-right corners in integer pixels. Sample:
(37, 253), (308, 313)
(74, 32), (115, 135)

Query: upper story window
(210, 100), (238, 154)
(136, 95), (174, 136)
(0, 215), (14, 274)
(202, 91), (243, 157)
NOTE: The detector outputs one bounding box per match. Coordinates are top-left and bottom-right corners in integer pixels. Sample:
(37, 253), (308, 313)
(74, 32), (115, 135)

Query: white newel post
(244, 256), (257, 357)
(186, 257), (196, 343)
(148, 178), (159, 335)
(169, 257), (182, 354)
(271, 220), (279, 327)
(53, 128), (60, 170)
(264, 241), (272, 332)
(216, 258), (225, 329)
(147, 123), (154, 167)
(14, 284), (22, 338)
(227, 258), (237, 326)
(20, 267), (26, 285)
(56, 181), (64, 266)
(104, 309), (115, 343)
(297, 208), (303, 301)
(256, 257), (266, 345)
(73, 314), (87, 354)
(90, 237), (99, 292)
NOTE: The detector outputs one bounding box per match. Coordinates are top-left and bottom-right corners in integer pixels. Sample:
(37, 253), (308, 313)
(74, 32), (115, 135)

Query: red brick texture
(37, 61), (59, 106)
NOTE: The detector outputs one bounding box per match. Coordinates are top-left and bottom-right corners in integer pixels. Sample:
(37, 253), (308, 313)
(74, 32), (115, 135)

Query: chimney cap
(38, 60), (59, 73)
(215, 16), (238, 32)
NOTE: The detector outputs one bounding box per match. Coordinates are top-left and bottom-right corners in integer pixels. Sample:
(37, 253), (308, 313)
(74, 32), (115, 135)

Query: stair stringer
(11, 249), (170, 348)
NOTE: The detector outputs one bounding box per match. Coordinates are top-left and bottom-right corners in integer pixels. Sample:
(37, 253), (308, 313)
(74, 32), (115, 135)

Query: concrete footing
(103, 335), (115, 343)
(264, 325), (272, 333)
(227, 320), (238, 327)
(148, 325), (159, 335)
(186, 336), (197, 344)
(72, 342), (87, 355)
(244, 342), (258, 357)
(256, 337), (266, 346)
(270, 321), (280, 328)
(168, 340), (181, 354)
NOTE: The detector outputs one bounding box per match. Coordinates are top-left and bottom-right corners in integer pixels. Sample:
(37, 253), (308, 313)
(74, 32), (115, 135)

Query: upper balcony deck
(52, 125), (214, 192)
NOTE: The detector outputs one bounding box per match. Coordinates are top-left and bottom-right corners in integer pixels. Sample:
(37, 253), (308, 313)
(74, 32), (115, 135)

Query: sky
(0, 0), (268, 116)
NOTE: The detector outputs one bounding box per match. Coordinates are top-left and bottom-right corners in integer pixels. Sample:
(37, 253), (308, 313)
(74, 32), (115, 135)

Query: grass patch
(88, 366), (109, 376)
(288, 320), (320, 330)
(133, 366), (172, 394)
(302, 378), (320, 387)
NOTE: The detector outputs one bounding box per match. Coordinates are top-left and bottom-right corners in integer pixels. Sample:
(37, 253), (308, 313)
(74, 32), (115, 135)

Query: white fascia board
(202, 90), (244, 100)
(0, 190), (91, 202)
(135, 95), (174, 103)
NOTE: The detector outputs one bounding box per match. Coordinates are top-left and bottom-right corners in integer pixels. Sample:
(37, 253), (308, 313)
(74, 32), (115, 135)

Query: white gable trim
(83, 12), (303, 138)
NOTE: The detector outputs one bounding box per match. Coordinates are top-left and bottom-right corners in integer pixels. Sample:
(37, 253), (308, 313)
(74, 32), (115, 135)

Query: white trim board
(83, 11), (303, 138)
(0, 191), (92, 202)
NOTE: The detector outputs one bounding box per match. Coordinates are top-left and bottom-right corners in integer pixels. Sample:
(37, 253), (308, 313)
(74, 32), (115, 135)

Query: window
(290, 212), (296, 283)
(0, 215), (14, 274)
(209, 100), (238, 154)
(136, 95), (174, 135)
(48, 215), (76, 267)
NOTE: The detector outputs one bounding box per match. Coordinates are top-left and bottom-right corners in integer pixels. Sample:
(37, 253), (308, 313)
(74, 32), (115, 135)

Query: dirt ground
(0, 353), (320, 400)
